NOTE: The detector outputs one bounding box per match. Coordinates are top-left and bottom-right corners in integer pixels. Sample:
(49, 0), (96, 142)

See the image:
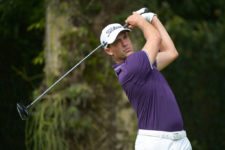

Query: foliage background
(0, 0), (224, 149)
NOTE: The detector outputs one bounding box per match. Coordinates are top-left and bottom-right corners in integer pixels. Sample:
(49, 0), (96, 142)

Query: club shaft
(26, 44), (103, 109)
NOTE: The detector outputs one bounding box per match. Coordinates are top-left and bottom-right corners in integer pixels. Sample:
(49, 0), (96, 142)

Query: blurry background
(0, 0), (224, 149)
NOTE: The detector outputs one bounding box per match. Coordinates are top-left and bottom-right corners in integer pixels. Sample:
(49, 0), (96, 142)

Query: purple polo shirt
(113, 51), (184, 131)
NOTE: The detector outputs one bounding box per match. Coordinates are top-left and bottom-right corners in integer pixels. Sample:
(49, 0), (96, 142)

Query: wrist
(151, 16), (160, 27)
(151, 15), (158, 23)
(138, 18), (151, 30)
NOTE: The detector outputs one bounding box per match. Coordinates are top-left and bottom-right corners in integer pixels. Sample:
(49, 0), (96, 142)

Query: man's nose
(121, 39), (127, 46)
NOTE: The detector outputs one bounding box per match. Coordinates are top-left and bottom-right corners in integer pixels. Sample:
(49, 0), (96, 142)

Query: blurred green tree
(0, 0), (225, 149)
(0, 0), (44, 149)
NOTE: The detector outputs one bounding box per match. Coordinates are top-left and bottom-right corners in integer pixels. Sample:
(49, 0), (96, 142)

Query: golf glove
(135, 8), (149, 15)
(141, 12), (156, 23)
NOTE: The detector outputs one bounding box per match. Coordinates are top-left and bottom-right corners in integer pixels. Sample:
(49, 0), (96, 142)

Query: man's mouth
(123, 48), (131, 53)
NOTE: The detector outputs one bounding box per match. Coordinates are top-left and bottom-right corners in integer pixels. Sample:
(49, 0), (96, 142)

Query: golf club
(17, 43), (104, 120)
(17, 7), (149, 120)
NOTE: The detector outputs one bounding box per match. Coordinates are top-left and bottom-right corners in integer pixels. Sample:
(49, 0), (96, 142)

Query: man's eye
(123, 34), (127, 39)
(114, 40), (119, 45)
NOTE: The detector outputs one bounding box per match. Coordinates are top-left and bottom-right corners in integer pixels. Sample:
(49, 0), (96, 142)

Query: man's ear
(104, 47), (113, 56)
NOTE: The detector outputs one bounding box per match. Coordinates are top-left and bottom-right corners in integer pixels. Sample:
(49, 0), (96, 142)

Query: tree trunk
(26, 1), (136, 150)
(44, 3), (73, 85)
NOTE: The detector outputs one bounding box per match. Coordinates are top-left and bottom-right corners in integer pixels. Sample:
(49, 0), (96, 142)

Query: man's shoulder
(126, 50), (147, 62)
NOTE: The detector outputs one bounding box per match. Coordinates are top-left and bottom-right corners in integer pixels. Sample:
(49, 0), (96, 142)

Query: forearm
(138, 18), (161, 45)
(151, 16), (178, 55)
(138, 18), (161, 64)
(150, 16), (178, 70)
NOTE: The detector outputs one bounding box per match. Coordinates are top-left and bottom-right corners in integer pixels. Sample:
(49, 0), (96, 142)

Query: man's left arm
(151, 16), (179, 71)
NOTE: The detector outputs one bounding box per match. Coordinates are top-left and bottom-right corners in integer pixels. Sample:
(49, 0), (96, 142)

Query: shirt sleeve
(123, 51), (155, 85)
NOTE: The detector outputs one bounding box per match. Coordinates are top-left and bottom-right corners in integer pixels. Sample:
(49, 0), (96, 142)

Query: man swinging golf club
(100, 9), (192, 150)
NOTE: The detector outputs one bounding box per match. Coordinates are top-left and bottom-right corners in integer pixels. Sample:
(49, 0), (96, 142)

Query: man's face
(105, 31), (134, 63)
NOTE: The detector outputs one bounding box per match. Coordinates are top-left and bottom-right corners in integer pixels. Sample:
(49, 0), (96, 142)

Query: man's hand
(141, 12), (156, 23)
(125, 12), (147, 29)
(124, 8), (149, 28)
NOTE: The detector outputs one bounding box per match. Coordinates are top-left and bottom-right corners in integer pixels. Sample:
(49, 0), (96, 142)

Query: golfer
(100, 10), (192, 150)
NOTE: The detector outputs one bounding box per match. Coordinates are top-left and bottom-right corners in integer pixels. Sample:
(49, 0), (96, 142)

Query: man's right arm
(151, 16), (179, 71)
(126, 13), (161, 66)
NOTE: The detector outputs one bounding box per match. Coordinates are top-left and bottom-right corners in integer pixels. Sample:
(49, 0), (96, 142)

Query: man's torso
(113, 51), (183, 131)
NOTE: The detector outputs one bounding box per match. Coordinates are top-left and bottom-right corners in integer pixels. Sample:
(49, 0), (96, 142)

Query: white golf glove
(135, 7), (149, 14)
(141, 12), (156, 23)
